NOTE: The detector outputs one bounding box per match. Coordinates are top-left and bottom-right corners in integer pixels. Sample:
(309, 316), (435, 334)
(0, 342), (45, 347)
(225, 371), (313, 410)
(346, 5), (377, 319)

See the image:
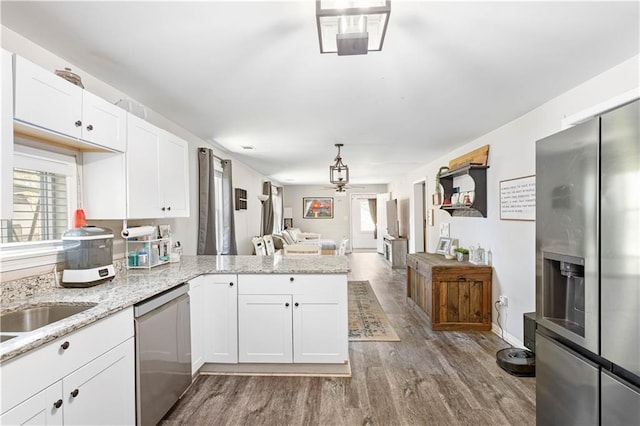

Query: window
(0, 145), (77, 246)
(360, 200), (375, 233)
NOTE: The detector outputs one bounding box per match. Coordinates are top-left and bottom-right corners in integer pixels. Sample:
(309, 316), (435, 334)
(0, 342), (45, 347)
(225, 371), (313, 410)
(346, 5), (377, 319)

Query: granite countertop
(0, 255), (350, 363)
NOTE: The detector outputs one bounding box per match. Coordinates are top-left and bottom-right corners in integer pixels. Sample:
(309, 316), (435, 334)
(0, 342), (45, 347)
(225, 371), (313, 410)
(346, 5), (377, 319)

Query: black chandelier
(329, 143), (349, 184)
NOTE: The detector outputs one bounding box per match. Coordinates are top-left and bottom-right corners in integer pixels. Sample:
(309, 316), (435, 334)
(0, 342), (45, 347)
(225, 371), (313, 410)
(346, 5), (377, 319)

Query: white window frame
(0, 144), (78, 272)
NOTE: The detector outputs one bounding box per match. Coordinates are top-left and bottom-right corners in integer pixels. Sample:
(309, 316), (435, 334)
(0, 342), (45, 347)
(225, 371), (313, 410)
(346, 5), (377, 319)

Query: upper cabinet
(1, 49), (14, 220)
(126, 114), (189, 219)
(13, 55), (125, 152)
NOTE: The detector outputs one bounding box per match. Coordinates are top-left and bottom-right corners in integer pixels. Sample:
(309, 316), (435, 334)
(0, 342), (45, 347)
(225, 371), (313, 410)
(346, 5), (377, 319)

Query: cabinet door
(14, 55), (82, 139)
(293, 294), (348, 364)
(81, 91), (126, 152)
(83, 152), (127, 219)
(126, 114), (162, 219)
(1, 49), (13, 220)
(189, 277), (205, 372)
(0, 381), (63, 425)
(238, 294), (293, 363)
(159, 130), (190, 217)
(62, 338), (135, 426)
(203, 275), (238, 364)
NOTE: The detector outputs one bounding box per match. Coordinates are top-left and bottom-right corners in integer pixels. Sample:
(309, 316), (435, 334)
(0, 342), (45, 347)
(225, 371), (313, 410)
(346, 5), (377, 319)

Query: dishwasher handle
(134, 283), (189, 317)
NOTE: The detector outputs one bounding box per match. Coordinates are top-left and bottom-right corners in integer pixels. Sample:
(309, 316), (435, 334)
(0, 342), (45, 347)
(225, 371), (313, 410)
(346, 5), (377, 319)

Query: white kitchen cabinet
(0, 382), (63, 426)
(202, 274), (238, 364)
(78, 90), (126, 152)
(13, 55), (125, 152)
(1, 49), (14, 220)
(82, 151), (127, 220)
(237, 274), (348, 364)
(126, 114), (190, 219)
(62, 338), (135, 426)
(238, 294), (293, 363)
(0, 308), (134, 424)
(189, 276), (205, 373)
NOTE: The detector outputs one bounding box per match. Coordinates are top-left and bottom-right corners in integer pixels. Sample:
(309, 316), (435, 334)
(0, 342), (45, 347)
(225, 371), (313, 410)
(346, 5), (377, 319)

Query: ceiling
(2, 1), (639, 186)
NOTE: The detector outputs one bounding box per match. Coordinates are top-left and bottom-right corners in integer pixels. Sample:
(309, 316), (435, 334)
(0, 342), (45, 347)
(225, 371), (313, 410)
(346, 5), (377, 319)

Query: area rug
(348, 280), (400, 342)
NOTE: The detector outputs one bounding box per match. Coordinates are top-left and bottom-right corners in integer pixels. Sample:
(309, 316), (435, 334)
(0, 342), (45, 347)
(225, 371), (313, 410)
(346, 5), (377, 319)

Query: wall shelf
(439, 165), (489, 217)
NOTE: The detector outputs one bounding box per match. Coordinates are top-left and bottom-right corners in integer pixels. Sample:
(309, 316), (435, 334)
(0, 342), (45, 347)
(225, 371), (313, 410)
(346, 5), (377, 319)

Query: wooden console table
(406, 253), (492, 331)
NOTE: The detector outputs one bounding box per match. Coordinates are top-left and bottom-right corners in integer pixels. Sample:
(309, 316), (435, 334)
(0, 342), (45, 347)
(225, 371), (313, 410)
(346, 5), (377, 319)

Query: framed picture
(303, 197), (334, 219)
(500, 175), (536, 221)
(436, 237), (452, 255)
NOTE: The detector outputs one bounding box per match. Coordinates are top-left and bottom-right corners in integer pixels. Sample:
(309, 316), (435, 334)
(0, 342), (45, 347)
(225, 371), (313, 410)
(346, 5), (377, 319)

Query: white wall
(389, 55), (639, 346)
(283, 184), (388, 249)
(1, 26), (271, 276)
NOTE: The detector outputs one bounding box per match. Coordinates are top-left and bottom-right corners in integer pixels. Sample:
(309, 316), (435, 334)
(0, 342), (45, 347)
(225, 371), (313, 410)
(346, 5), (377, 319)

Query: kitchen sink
(0, 303), (97, 333)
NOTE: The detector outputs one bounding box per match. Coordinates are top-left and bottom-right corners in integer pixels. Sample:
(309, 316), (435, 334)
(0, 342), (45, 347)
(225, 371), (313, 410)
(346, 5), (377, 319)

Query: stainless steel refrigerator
(535, 99), (639, 425)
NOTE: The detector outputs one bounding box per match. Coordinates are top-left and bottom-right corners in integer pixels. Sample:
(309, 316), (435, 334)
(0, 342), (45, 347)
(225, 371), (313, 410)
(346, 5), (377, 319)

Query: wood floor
(161, 252), (536, 425)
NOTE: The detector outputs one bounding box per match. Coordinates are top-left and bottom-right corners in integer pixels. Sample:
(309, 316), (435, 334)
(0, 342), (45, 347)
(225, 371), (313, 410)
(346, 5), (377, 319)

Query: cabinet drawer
(433, 268), (490, 282)
(1, 307), (133, 414)
(238, 274), (346, 296)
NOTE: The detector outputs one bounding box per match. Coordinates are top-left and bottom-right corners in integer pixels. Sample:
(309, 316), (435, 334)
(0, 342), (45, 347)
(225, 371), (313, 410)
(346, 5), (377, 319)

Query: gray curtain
(261, 181), (274, 236)
(368, 198), (378, 239)
(197, 148), (217, 255)
(197, 149), (237, 255)
(221, 160), (237, 254)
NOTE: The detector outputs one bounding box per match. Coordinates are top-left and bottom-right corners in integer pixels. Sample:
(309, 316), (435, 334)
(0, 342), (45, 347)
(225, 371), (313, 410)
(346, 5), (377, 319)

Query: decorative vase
(456, 252), (465, 262)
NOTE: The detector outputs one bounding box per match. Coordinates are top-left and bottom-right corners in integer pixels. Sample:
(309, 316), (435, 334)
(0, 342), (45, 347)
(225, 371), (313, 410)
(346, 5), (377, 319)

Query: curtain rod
(199, 147), (224, 162)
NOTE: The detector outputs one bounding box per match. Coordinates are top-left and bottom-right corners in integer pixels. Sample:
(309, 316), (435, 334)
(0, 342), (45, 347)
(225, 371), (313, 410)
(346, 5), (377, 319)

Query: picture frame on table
(436, 237), (452, 255)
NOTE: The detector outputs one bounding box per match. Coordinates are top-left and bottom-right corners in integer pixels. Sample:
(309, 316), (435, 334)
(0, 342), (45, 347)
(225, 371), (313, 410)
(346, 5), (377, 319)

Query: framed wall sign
(500, 175), (536, 221)
(303, 197), (334, 219)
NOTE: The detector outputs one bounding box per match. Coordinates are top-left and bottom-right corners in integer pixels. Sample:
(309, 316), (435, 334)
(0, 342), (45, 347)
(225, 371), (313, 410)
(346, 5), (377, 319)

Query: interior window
(360, 200), (375, 233)
(0, 145), (77, 245)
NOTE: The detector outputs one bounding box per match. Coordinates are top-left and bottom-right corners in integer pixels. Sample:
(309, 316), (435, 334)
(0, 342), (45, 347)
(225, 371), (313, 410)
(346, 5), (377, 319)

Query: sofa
(273, 228), (337, 252)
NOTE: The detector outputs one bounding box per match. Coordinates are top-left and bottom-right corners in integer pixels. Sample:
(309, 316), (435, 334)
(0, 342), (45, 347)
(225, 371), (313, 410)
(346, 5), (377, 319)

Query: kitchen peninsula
(1, 255), (349, 424)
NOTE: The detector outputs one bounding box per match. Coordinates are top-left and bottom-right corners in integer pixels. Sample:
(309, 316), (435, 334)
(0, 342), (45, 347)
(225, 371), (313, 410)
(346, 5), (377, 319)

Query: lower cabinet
(0, 309), (135, 425)
(237, 274), (348, 364)
(190, 274), (238, 365)
(407, 253), (492, 331)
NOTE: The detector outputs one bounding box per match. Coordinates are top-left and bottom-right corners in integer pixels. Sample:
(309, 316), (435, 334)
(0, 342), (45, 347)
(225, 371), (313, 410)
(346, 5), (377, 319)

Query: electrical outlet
(499, 295), (508, 307)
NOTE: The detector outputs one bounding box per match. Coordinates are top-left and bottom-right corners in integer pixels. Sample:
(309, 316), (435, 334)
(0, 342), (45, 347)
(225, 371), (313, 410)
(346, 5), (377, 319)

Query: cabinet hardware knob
(167, 206), (171, 211)
(86, 124), (94, 131)
(289, 277), (294, 282)
(294, 302), (299, 307)
(60, 341), (70, 350)
(161, 207), (166, 211)
(75, 120), (82, 127)
(53, 399), (63, 409)
(71, 389), (79, 398)
(458, 275), (467, 281)
(285, 303), (290, 307)
(229, 282), (234, 286)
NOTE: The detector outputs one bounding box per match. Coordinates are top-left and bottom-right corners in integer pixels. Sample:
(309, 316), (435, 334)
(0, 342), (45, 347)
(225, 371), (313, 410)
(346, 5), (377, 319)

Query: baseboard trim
(198, 361), (352, 377)
(491, 323), (525, 349)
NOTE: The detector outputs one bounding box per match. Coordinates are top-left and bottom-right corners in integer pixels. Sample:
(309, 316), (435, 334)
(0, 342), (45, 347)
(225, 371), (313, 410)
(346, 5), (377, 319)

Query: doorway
(412, 180), (426, 253)
(350, 194), (377, 250)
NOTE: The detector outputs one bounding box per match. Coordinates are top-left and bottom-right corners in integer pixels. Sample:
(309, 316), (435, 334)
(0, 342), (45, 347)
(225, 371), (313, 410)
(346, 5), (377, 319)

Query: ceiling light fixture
(316, 0), (391, 56)
(330, 143), (349, 184)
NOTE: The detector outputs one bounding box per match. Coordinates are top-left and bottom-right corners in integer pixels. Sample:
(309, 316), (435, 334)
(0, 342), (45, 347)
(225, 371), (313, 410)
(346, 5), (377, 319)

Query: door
(63, 339), (135, 426)
(351, 194), (377, 250)
(535, 118), (599, 354)
(376, 192), (391, 253)
(0, 382), (63, 426)
(160, 131), (190, 217)
(601, 370), (640, 425)
(293, 294), (347, 364)
(203, 275), (238, 364)
(126, 114), (162, 219)
(81, 91), (126, 152)
(14, 55), (82, 139)
(535, 332), (599, 426)
(238, 294), (293, 363)
(411, 180), (425, 253)
(600, 100), (640, 377)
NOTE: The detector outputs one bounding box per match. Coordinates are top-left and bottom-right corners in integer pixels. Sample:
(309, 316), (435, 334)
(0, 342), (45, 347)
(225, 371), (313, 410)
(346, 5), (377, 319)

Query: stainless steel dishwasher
(135, 283), (191, 426)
